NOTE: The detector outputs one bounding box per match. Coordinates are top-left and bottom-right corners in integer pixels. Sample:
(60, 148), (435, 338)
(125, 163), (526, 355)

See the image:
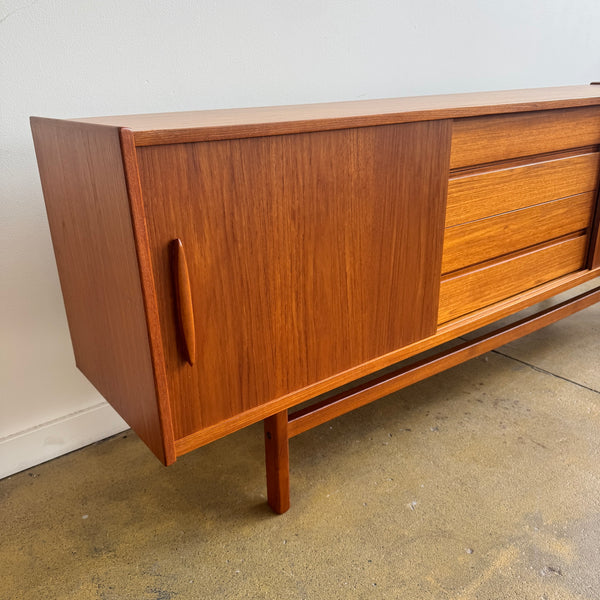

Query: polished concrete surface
(1, 291), (599, 599)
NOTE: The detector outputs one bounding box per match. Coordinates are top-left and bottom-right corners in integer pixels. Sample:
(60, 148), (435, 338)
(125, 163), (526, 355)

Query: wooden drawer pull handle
(170, 238), (196, 365)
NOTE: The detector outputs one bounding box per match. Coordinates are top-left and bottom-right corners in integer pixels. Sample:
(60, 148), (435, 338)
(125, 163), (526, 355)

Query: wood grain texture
(438, 235), (589, 323)
(70, 86), (600, 146)
(169, 239), (196, 365)
(446, 152), (600, 227)
(288, 285), (600, 438)
(174, 269), (600, 457)
(264, 411), (290, 514)
(30, 118), (171, 464)
(137, 122), (452, 441)
(442, 193), (596, 274)
(450, 106), (600, 169)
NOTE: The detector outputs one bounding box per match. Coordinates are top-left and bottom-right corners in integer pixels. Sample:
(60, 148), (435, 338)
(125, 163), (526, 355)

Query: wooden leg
(264, 410), (290, 514)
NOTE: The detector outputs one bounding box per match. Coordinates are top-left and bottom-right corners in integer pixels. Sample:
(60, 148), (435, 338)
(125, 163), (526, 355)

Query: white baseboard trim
(0, 403), (129, 479)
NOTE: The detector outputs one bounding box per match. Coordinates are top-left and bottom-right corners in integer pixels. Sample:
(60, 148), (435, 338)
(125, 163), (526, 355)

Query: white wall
(1, 0), (599, 478)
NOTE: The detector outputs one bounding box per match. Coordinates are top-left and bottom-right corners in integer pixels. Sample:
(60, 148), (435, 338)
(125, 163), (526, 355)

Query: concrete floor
(1, 284), (599, 600)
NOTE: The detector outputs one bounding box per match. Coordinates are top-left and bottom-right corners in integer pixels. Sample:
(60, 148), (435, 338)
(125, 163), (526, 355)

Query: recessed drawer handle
(170, 238), (196, 365)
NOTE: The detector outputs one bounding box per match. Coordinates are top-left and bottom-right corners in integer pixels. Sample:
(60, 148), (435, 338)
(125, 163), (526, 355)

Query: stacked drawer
(438, 106), (600, 324)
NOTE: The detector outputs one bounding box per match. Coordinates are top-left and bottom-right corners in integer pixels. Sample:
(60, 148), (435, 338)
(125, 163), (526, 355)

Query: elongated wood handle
(170, 239), (196, 365)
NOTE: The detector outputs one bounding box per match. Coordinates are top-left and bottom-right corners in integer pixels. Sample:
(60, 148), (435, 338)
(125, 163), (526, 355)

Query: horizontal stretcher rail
(287, 286), (600, 439)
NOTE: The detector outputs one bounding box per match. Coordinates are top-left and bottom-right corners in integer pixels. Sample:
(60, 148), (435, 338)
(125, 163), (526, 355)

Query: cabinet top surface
(38, 85), (600, 146)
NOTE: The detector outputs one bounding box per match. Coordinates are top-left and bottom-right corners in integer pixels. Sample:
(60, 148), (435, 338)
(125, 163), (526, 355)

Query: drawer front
(438, 235), (589, 324)
(450, 106), (600, 169)
(442, 192), (596, 274)
(446, 152), (600, 227)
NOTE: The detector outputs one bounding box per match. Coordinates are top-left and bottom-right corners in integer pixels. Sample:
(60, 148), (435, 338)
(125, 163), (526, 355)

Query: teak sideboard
(31, 86), (600, 513)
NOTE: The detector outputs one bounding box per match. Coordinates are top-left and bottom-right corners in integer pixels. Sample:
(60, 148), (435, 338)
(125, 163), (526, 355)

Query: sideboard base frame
(264, 285), (600, 514)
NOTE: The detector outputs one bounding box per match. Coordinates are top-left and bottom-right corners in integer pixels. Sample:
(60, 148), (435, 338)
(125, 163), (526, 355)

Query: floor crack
(491, 348), (600, 394)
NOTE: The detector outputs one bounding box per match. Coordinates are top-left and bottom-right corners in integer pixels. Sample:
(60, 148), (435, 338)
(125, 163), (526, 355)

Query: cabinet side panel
(30, 118), (172, 464)
(138, 122), (451, 441)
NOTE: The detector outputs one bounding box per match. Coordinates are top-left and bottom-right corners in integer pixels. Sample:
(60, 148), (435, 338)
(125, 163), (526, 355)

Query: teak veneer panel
(442, 192), (596, 274)
(174, 271), (600, 458)
(450, 106), (600, 169)
(446, 152), (600, 227)
(438, 235), (589, 324)
(73, 85), (600, 146)
(136, 122), (451, 440)
(30, 119), (175, 464)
